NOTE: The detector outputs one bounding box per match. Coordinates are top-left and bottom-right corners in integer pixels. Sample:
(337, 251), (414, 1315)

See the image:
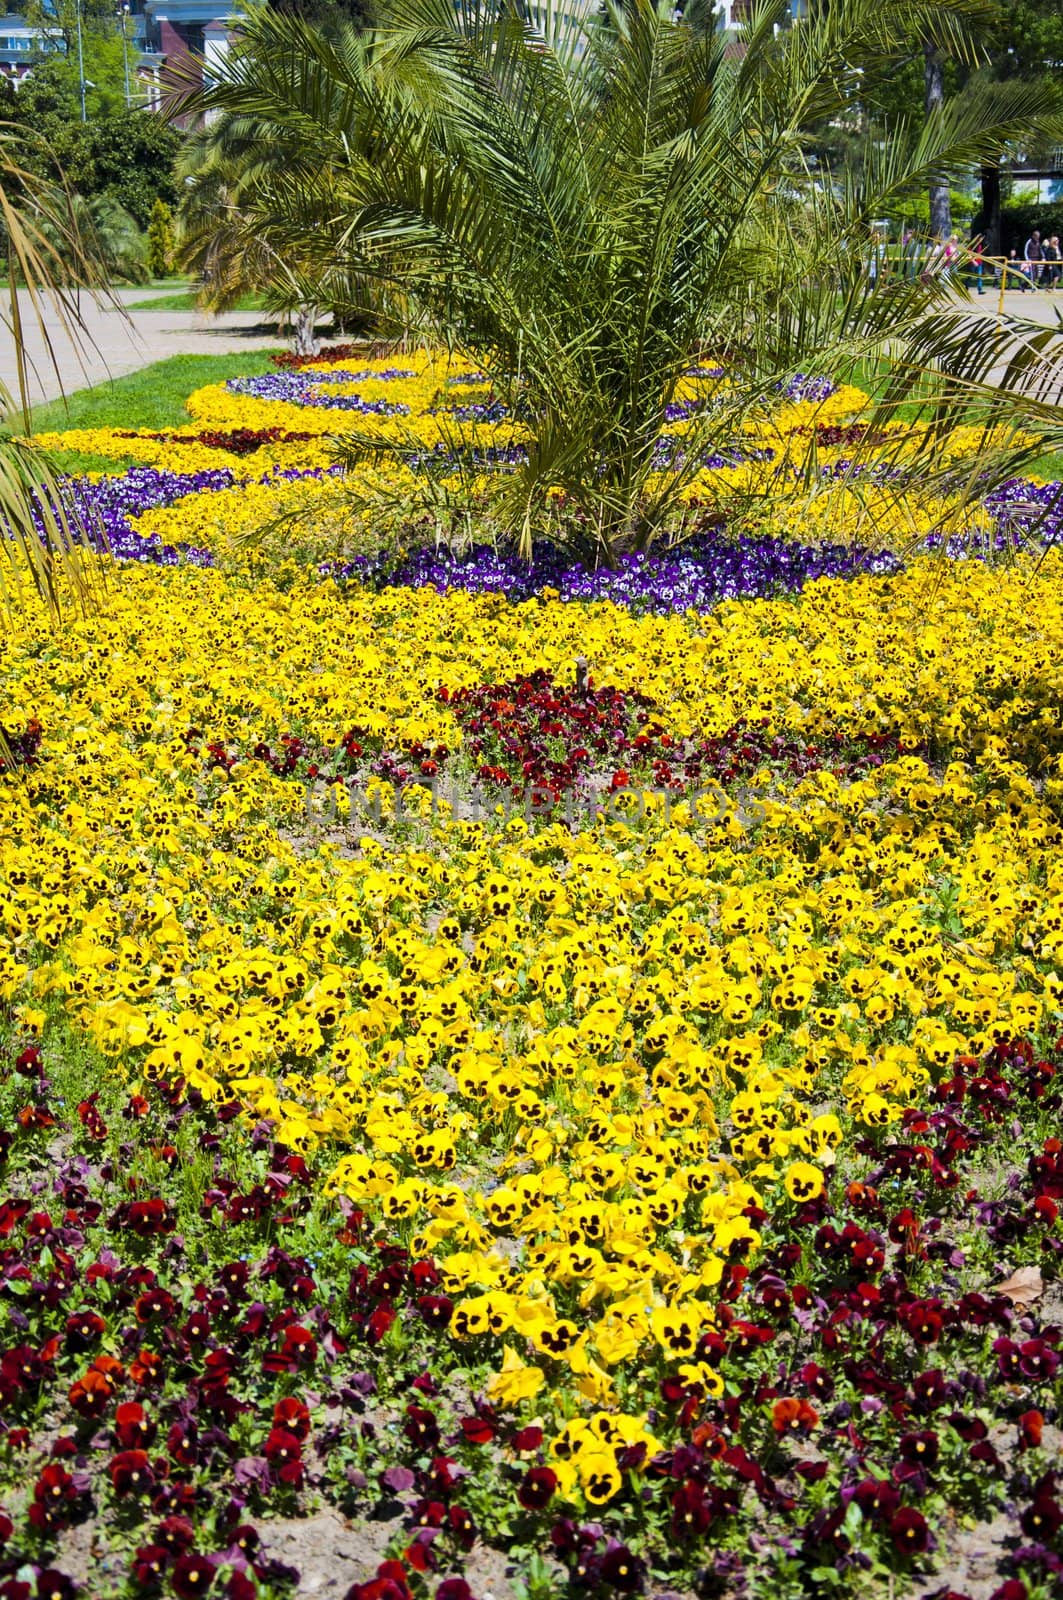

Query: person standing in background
(1024, 229), (1044, 288)
(969, 235), (985, 294)
(1044, 236), (1061, 290)
(1007, 248), (1029, 290)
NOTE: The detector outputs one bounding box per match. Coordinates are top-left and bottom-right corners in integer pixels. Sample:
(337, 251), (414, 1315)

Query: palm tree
(0, 123), (109, 616)
(188, 0), (1063, 565)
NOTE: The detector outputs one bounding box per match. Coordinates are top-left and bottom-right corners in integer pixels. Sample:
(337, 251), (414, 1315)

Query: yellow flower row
(2, 547), (1063, 1487)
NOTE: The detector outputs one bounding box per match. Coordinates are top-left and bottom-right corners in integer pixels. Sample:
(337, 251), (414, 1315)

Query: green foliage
(879, 185), (980, 230)
(1000, 201), (1063, 252)
(0, 90), (180, 230)
(146, 197), (175, 277)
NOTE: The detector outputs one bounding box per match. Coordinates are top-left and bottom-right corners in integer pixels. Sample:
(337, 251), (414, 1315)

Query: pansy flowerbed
(0, 351), (1062, 1600)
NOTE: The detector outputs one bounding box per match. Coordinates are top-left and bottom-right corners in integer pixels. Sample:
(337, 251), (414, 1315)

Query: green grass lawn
(31, 351), (281, 434)
(125, 289), (271, 313)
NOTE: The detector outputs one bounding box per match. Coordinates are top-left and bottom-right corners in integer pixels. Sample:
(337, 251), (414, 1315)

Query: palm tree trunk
(979, 162), (1001, 262)
(924, 43), (951, 240)
(293, 303), (318, 356)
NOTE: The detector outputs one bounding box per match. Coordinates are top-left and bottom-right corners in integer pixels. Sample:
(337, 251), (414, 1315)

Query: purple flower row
(24, 456), (1063, 620)
(225, 372), (413, 414)
(345, 528), (902, 613)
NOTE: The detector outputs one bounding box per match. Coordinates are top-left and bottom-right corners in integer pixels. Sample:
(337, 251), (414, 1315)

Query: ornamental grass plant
(183, 0), (1063, 564)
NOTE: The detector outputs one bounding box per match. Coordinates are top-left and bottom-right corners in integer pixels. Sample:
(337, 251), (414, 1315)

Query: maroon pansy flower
(898, 1431), (939, 1468)
(1020, 1489), (1063, 1541)
(517, 1467), (557, 1511)
(599, 1546), (644, 1593)
(403, 1405), (440, 1450)
(131, 1545), (170, 1591)
(447, 1506), (476, 1551)
(273, 1396), (311, 1440)
(115, 1402), (156, 1450)
(263, 1428), (303, 1485)
(110, 1450), (155, 1496)
(889, 1506), (929, 1554)
(64, 1310), (106, 1352)
(171, 1554), (215, 1599)
(34, 1575), (77, 1600)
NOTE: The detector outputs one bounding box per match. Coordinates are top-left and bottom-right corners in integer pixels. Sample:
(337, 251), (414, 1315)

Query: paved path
(966, 288), (1063, 399)
(1, 286), (284, 410)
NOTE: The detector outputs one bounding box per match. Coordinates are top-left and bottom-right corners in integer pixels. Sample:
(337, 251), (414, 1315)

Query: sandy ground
(1, 285), (284, 409)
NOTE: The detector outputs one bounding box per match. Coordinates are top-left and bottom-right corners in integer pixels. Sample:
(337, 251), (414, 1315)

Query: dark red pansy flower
(1019, 1410), (1044, 1450)
(460, 1416), (495, 1445)
(899, 1431), (939, 1468)
(989, 1583), (1027, 1600)
(182, 1311), (211, 1344)
(416, 1295), (453, 1329)
(517, 1467), (556, 1511)
(366, 1303), (396, 1344)
(434, 1583), (473, 1600)
(343, 1581), (408, 1600)
(948, 1414), (987, 1444)
(0, 1511), (11, 1544)
(115, 1402), (156, 1450)
(852, 1480), (899, 1522)
(35, 1573), (77, 1600)
(670, 1480), (711, 1540)
(263, 1427), (303, 1484)
(110, 1450), (155, 1496)
(223, 1575), (256, 1600)
(410, 1260), (440, 1291)
(403, 1405), (440, 1449)
(171, 1554), (215, 1598)
(131, 1545), (170, 1589)
(412, 1501), (446, 1529)
(447, 1506), (476, 1551)
(511, 1426), (543, 1453)
(273, 1396), (311, 1440)
(403, 1539), (436, 1576)
(135, 1289), (176, 1324)
(799, 1363), (834, 1401)
(155, 1516), (196, 1553)
(1020, 1489), (1063, 1540)
(28, 1463), (77, 1530)
(889, 1506), (929, 1554)
(1018, 1339), (1059, 1380)
(911, 1370), (947, 1413)
(424, 1457), (460, 1498)
(599, 1546), (644, 1593)
(64, 1310), (106, 1352)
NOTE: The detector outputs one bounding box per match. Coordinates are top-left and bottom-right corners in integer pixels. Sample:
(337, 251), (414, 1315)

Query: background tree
(971, 1), (1063, 259)
(146, 196), (175, 277)
(0, 71), (180, 230)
